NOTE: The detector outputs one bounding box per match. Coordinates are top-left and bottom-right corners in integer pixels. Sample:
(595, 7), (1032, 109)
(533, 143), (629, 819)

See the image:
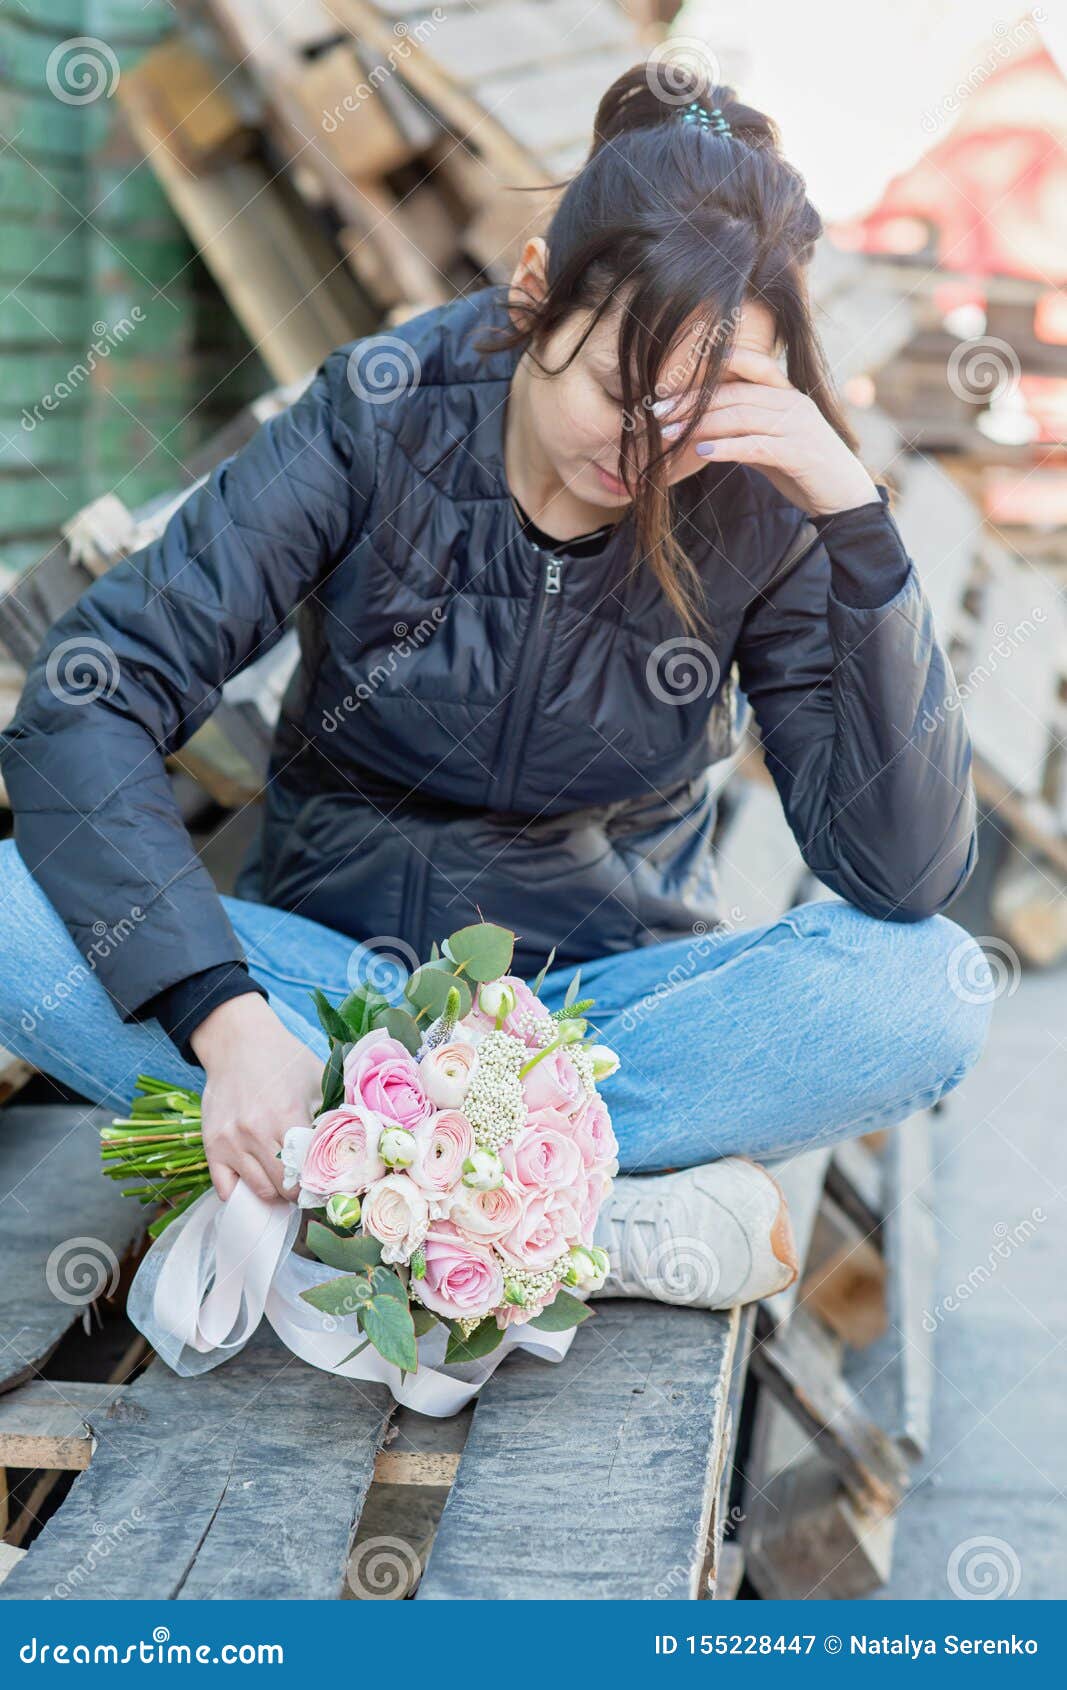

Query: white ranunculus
(477, 980), (517, 1023)
(588, 1043), (620, 1081)
(461, 1148), (504, 1191)
(360, 1173), (431, 1265)
(279, 1124), (314, 1191)
(419, 1040), (477, 1108)
(379, 1125), (417, 1169)
(325, 1193), (362, 1229)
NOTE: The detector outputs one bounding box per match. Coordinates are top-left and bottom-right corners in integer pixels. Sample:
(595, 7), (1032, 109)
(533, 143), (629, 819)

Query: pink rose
(419, 1040), (477, 1108)
(495, 1286), (562, 1330)
(343, 1030), (433, 1130)
(301, 1104), (386, 1198)
(577, 1166), (613, 1247)
(572, 1095), (619, 1172)
(522, 1046), (583, 1116)
(497, 1187), (581, 1270)
(467, 975), (551, 1047)
(501, 1124), (582, 1192)
(361, 1172), (430, 1264)
(408, 1109), (475, 1198)
(415, 1222), (504, 1321)
(446, 1177), (524, 1242)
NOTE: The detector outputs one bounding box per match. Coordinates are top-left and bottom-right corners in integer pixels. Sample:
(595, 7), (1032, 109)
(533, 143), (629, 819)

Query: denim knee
(786, 898), (993, 1095)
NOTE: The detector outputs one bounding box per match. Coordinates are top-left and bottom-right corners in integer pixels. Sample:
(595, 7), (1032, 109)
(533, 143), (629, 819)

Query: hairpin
(679, 99), (732, 137)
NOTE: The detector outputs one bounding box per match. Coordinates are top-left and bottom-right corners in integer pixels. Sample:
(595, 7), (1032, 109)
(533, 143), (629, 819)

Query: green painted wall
(0, 0), (269, 575)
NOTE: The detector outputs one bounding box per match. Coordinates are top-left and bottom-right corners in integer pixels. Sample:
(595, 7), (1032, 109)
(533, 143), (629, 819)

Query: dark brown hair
(476, 60), (863, 635)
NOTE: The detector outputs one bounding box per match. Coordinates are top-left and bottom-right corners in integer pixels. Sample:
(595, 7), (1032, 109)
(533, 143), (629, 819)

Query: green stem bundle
(99, 1074), (210, 1236)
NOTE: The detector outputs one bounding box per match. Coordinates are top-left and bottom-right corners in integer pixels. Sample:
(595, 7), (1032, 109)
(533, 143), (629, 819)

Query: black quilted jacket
(0, 285), (976, 1030)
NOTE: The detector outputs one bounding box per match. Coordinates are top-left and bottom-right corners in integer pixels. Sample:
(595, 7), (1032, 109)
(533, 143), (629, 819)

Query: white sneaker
(590, 1156), (798, 1310)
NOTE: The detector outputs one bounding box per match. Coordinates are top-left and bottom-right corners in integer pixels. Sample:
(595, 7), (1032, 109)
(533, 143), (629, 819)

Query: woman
(0, 68), (990, 1311)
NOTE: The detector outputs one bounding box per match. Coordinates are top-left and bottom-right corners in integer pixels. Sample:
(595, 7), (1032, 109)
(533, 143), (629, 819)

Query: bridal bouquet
(102, 922), (619, 1386)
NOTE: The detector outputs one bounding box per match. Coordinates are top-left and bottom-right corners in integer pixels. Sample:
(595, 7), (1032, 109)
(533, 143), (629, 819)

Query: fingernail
(650, 397), (675, 416)
(694, 441), (716, 456)
(661, 421), (683, 440)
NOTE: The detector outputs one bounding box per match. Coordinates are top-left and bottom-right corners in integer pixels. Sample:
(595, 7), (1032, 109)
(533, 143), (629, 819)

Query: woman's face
(511, 241), (779, 511)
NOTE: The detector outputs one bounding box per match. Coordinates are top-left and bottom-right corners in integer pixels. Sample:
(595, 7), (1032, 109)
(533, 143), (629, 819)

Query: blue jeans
(0, 839), (991, 1171)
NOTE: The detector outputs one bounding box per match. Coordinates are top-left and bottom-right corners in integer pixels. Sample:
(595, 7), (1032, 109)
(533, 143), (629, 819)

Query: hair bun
(591, 60), (780, 157)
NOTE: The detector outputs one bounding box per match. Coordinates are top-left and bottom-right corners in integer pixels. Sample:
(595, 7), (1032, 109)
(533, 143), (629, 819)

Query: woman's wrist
(190, 990), (278, 1070)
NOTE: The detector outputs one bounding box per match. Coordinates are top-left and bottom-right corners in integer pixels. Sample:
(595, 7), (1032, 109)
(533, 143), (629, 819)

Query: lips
(592, 462), (627, 493)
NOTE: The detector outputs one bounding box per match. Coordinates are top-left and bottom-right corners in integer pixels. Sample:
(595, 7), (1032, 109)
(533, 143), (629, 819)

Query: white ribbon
(125, 1179), (575, 1415)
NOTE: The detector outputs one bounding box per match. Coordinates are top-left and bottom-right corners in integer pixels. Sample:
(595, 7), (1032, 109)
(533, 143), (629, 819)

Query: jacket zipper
(489, 551), (564, 811)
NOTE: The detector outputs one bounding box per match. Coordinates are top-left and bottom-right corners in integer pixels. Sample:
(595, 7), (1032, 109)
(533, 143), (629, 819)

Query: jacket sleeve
(0, 349), (376, 1020)
(733, 485), (977, 920)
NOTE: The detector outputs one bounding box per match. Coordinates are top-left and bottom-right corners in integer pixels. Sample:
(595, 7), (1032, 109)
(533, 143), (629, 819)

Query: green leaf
(411, 1304), (438, 1337)
(360, 1293), (418, 1372)
(337, 1337), (372, 1365)
(530, 946), (557, 997)
(429, 940), (441, 962)
(374, 1005), (422, 1054)
(338, 984), (389, 1039)
(528, 1290), (593, 1331)
(370, 1265), (408, 1302)
(311, 988), (352, 1043)
(306, 1222), (382, 1272)
(319, 1040), (346, 1113)
(300, 1273), (373, 1319)
(563, 967), (582, 1009)
(445, 922), (515, 983)
(405, 960), (472, 1020)
(444, 1316), (505, 1365)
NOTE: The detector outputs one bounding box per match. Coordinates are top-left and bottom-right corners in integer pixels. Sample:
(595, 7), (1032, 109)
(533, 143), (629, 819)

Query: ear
(507, 237), (549, 325)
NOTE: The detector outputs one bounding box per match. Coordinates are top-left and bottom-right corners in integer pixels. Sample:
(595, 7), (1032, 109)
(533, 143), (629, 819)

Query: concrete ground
(878, 966), (1066, 1599)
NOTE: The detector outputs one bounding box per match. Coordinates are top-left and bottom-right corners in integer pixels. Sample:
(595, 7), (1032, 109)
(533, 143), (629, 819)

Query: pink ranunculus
(497, 1187), (581, 1271)
(361, 1172), (430, 1264)
(501, 1124), (583, 1192)
(419, 1040), (477, 1109)
(414, 1222), (504, 1321)
(301, 1104), (386, 1198)
(572, 1094), (619, 1172)
(521, 1046), (583, 1116)
(467, 975), (551, 1047)
(343, 1030), (433, 1130)
(408, 1109), (475, 1198)
(446, 1177), (525, 1242)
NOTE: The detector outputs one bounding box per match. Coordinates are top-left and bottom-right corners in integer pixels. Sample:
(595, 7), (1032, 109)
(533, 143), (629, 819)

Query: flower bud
(379, 1125), (417, 1168)
(462, 1148), (504, 1191)
(567, 1244), (608, 1292)
(325, 1193), (362, 1230)
(503, 1280), (527, 1306)
(409, 1245), (426, 1280)
(588, 1043), (620, 1080)
(556, 1017), (586, 1044)
(478, 980), (517, 1023)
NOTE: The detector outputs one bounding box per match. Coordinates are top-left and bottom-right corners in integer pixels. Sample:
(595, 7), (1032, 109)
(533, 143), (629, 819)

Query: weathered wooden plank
(417, 1301), (739, 1600)
(0, 1106), (146, 1393)
(0, 1380), (122, 1471)
(883, 1113), (937, 1459)
(0, 1328), (393, 1600)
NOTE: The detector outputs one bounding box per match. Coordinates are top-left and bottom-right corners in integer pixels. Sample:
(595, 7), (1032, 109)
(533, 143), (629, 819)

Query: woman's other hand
(189, 994), (323, 1203)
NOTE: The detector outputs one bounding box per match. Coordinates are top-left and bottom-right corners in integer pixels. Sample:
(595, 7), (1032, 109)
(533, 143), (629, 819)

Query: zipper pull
(544, 558), (562, 594)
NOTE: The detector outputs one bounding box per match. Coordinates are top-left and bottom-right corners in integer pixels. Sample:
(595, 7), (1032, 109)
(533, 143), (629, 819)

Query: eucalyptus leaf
(411, 1305), (438, 1337)
(360, 1293), (418, 1373)
(370, 1265), (408, 1302)
(528, 1290), (593, 1331)
(306, 1222), (382, 1273)
(405, 960), (472, 1020)
(445, 922), (515, 983)
(444, 1316), (505, 1365)
(300, 1274), (373, 1319)
(375, 1005), (422, 1054)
